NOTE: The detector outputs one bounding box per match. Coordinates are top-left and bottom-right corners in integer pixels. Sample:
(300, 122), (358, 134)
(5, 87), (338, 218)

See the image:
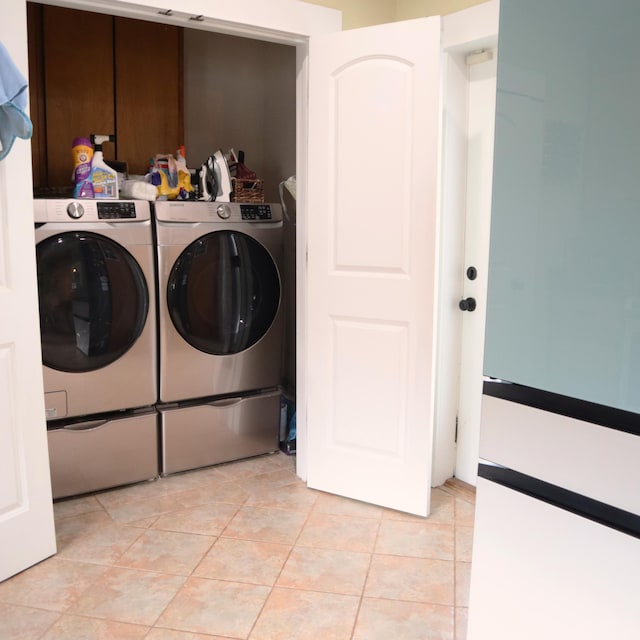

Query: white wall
(183, 30), (296, 203)
(300, 0), (490, 28)
(299, 0), (394, 29)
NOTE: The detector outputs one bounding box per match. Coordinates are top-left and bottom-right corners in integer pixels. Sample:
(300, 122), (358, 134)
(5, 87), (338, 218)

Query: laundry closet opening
(28, 2), (299, 493)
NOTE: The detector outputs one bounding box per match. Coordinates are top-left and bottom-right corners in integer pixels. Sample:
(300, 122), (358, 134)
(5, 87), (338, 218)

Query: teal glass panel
(484, 0), (640, 412)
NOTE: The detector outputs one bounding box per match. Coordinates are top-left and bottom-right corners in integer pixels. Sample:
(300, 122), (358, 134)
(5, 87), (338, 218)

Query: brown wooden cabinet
(115, 17), (183, 176)
(27, 3), (183, 192)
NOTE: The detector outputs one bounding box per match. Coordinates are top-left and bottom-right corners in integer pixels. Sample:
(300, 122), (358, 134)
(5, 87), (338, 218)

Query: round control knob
(66, 202), (84, 219)
(217, 205), (230, 220)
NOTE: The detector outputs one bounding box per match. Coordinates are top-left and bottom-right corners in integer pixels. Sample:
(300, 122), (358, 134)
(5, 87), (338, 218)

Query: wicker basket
(232, 178), (264, 203)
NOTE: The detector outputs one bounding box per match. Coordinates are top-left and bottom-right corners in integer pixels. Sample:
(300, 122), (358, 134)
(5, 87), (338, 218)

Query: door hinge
(454, 416), (459, 443)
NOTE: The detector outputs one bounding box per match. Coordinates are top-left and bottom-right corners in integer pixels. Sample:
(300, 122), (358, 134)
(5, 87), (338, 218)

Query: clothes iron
(199, 150), (232, 202)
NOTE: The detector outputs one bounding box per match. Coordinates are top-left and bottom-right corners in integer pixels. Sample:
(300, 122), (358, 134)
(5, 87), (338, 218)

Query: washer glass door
(37, 231), (149, 372)
(167, 230), (280, 355)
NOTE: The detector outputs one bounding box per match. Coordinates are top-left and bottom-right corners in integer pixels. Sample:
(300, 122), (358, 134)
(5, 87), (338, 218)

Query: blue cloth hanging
(0, 41), (32, 161)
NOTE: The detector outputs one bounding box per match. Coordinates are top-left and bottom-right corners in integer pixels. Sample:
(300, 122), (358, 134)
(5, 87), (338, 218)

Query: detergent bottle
(90, 134), (118, 199)
(71, 137), (94, 198)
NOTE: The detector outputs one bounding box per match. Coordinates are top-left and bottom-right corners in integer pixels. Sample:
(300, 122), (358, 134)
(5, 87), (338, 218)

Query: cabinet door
(115, 17), (183, 175)
(43, 5), (114, 189)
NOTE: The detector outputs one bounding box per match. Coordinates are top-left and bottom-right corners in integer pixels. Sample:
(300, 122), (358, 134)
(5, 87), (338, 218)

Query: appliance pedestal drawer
(159, 390), (280, 475)
(48, 409), (159, 499)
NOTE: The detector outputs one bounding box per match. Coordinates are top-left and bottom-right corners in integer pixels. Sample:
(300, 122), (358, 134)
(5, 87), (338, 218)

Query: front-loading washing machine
(154, 200), (284, 474)
(34, 198), (159, 498)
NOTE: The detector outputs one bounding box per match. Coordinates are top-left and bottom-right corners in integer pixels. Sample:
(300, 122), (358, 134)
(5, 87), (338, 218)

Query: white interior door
(1, 0), (56, 581)
(306, 18), (442, 516)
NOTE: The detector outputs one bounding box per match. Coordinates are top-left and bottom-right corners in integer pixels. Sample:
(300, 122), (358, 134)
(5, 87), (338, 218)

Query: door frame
(35, 0), (340, 485)
(431, 2), (499, 486)
(32, 0), (498, 488)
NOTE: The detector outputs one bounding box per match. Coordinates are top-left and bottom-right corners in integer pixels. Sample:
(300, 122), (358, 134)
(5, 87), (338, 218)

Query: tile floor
(0, 452), (475, 639)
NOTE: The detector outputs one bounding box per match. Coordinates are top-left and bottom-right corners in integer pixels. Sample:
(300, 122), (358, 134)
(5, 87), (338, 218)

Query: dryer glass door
(36, 231), (149, 372)
(167, 230), (280, 355)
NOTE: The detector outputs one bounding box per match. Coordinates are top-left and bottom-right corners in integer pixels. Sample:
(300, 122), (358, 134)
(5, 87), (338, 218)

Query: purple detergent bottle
(71, 137), (94, 198)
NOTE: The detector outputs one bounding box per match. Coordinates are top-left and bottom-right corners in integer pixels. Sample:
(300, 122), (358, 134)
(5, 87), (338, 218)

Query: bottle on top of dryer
(90, 134), (118, 199)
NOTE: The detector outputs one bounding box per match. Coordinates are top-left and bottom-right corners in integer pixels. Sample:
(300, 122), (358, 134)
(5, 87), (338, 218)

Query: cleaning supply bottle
(90, 134), (118, 199)
(71, 137), (94, 198)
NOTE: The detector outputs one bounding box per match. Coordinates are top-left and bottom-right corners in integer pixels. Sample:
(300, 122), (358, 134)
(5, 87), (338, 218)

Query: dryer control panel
(154, 201), (283, 224)
(239, 204), (273, 220)
(33, 199), (151, 223)
(97, 201), (138, 220)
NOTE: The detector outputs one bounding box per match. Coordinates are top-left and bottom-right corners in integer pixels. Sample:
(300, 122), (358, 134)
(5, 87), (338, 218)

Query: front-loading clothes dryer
(154, 200), (284, 474)
(34, 198), (158, 498)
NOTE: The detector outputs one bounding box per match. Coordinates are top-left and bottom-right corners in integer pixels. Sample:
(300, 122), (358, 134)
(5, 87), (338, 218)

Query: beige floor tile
(70, 567), (186, 625)
(353, 597), (454, 640)
(95, 471), (226, 510)
(128, 516), (161, 529)
(245, 480), (319, 512)
(249, 587), (360, 640)
(156, 576), (270, 637)
(41, 614), (149, 639)
(174, 481), (251, 509)
(115, 529), (215, 575)
(223, 505), (308, 544)
(54, 509), (113, 539)
(95, 480), (173, 510)
(146, 629), (231, 640)
(2, 454), (475, 640)
(0, 602), (60, 640)
(100, 494), (188, 524)
(56, 521), (145, 565)
(236, 468), (300, 493)
(375, 520), (454, 560)
(152, 502), (240, 536)
(296, 511), (380, 552)
(431, 488), (457, 525)
(382, 488), (455, 525)
(269, 452), (297, 469)
(214, 454), (285, 481)
(155, 467), (229, 494)
(194, 537), (291, 585)
(455, 561), (472, 608)
(53, 495), (104, 520)
(313, 492), (385, 519)
(277, 546), (371, 595)
(455, 526), (474, 562)
(0, 557), (107, 611)
(365, 555), (454, 606)
(455, 498), (476, 527)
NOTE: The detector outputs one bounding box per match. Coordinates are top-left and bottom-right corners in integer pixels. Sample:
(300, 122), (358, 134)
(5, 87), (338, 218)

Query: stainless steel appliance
(154, 200), (284, 474)
(34, 198), (158, 498)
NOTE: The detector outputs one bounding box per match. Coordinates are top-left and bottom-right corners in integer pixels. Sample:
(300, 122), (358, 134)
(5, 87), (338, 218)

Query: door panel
(307, 18), (442, 515)
(0, 0), (56, 581)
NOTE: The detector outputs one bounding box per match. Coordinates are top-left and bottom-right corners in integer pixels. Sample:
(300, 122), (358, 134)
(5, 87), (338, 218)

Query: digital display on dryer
(240, 204), (272, 220)
(97, 202), (137, 219)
